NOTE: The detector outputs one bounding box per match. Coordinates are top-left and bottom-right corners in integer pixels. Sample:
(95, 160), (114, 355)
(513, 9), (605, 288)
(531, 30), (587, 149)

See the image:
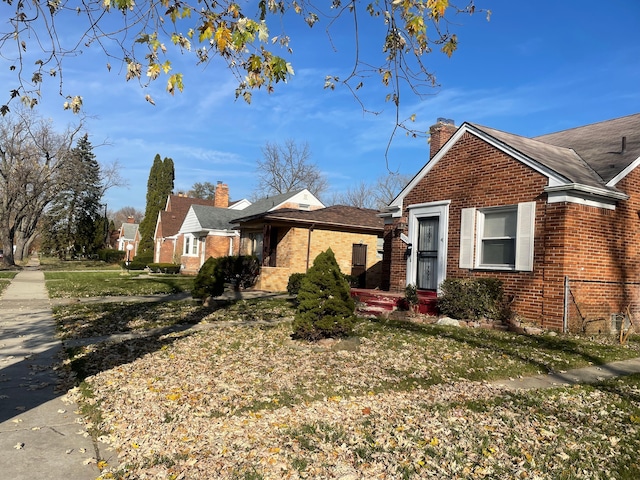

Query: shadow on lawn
(66, 333), (193, 382)
(373, 318), (628, 374)
(62, 296), (293, 382)
(57, 300), (211, 340)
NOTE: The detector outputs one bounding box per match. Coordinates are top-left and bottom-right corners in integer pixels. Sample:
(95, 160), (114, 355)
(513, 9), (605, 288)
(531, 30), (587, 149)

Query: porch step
(351, 288), (439, 317)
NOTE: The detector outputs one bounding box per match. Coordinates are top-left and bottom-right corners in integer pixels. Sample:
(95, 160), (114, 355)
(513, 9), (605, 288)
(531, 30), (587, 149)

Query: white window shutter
(515, 201), (536, 271)
(459, 207), (476, 269)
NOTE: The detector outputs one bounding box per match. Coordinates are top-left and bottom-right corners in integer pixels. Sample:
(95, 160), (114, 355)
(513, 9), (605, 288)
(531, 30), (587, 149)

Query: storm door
(416, 217), (439, 290)
(351, 244), (367, 288)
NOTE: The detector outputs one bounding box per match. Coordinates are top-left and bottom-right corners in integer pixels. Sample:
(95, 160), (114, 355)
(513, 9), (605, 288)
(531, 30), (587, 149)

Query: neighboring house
(381, 114), (640, 333)
(232, 189), (325, 258)
(117, 216), (140, 260)
(234, 205), (384, 292)
(176, 189), (324, 274)
(177, 205), (242, 274)
(153, 184), (228, 264)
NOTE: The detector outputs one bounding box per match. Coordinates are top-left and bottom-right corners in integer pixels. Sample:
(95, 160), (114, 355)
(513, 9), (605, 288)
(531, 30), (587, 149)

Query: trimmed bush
(219, 255), (260, 291)
(193, 257), (225, 300)
(292, 248), (356, 341)
(287, 272), (306, 296)
(192, 255), (260, 300)
(97, 249), (125, 264)
(148, 263), (181, 274)
(437, 277), (511, 321)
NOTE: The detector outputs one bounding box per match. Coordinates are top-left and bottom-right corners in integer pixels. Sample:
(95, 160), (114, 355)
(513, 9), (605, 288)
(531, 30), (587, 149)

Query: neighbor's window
(183, 234), (198, 256)
(479, 208), (516, 266)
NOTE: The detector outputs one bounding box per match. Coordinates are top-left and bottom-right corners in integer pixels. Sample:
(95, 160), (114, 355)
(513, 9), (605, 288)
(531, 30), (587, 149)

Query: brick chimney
(429, 118), (457, 159)
(214, 181), (229, 208)
(126, 216), (135, 224)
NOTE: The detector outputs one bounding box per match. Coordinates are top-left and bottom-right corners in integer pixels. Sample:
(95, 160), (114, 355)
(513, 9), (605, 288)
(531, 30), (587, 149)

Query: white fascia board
(607, 155), (640, 187)
(545, 183), (629, 201)
(229, 198), (251, 210)
(270, 189), (325, 211)
(378, 205), (401, 220)
(388, 129), (466, 211)
(206, 229), (240, 237)
(389, 124), (568, 213)
(545, 184), (627, 210)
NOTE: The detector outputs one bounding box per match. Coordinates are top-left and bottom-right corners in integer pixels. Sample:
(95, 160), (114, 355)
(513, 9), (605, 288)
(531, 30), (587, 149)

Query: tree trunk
(0, 230), (15, 267)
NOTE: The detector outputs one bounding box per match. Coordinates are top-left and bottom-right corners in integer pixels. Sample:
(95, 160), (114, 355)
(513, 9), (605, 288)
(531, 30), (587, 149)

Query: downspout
(563, 275), (569, 333)
(306, 224), (315, 272)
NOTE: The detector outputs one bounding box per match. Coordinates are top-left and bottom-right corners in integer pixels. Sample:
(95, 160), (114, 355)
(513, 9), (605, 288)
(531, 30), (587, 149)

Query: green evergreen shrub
(148, 263), (181, 274)
(437, 277), (510, 321)
(219, 255), (260, 290)
(123, 252), (152, 271)
(292, 248), (356, 341)
(98, 249), (125, 264)
(287, 272), (306, 296)
(192, 257), (224, 300)
(192, 255), (260, 299)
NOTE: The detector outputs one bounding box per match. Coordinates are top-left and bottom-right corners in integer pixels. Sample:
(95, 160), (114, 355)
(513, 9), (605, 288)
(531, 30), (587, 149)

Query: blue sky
(5, 0), (640, 213)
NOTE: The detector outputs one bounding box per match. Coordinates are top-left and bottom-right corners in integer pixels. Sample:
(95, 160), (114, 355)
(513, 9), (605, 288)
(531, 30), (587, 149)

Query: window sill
(474, 265), (515, 271)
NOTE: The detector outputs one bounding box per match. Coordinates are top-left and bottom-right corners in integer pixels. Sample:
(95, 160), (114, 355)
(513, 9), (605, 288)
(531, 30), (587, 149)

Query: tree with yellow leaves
(1, 0), (488, 133)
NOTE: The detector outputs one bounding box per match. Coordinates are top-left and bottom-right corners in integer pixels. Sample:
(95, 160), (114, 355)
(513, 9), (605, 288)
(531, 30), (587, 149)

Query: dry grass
(53, 299), (640, 479)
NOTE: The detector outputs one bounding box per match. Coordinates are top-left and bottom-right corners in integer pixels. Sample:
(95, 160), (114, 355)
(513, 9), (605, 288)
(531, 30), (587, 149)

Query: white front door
(406, 201), (450, 292)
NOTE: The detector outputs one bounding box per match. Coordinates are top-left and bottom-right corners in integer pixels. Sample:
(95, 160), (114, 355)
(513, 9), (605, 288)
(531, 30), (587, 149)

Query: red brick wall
(156, 239), (177, 264)
(559, 168), (640, 332)
(388, 132), (550, 326)
(386, 132), (640, 331)
(179, 234), (241, 275)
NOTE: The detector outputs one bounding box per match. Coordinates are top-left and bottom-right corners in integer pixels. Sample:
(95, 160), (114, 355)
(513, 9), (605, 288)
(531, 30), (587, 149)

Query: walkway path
(493, 356), (640, 390)
(0, 258), (101, 480)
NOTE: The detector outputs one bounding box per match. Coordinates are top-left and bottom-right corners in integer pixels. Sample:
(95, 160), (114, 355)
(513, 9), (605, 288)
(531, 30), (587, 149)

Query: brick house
(153, 183), (230, 264)
(381, 114), (640, 332)
(177, 189), (324, 275)
(177, 205), (243, 274)
(116, 216), (140, 260)
(235, 205), (384, 292)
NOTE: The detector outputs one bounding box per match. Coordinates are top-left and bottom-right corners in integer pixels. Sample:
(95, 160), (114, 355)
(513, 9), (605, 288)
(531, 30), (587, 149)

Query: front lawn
(0, 271), (17, 295)
(55, 299), (640, 479)
(45, 271), (194, 298)
(38, 256), (123, 271)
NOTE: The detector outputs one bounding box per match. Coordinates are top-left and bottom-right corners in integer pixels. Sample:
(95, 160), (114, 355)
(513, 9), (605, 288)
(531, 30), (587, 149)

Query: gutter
(544, 183), (629, 201)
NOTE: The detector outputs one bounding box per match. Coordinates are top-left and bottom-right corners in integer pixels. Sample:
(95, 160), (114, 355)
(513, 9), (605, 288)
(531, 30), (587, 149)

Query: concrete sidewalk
(0, 259), (100, 480)
(493, 356), (640, 390)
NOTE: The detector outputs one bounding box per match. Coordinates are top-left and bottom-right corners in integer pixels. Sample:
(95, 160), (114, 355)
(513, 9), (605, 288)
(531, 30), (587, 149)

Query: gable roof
(157, 195), (219, 238)
(234, 205), (384, 233)
(533, 113), (640, 185)
(184, 204), (243, 232)
(389, 113), (639, 212)
(468, 124), (610, 189)
(120, 223), (139, 241)
(230, 189), (324, 221)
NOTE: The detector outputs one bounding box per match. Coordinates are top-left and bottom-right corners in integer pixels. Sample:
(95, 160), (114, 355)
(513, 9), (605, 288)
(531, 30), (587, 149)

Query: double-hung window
(479, 208), (516, 267)
(183, 234), (198, 256)
(460, 202), (535, 271)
